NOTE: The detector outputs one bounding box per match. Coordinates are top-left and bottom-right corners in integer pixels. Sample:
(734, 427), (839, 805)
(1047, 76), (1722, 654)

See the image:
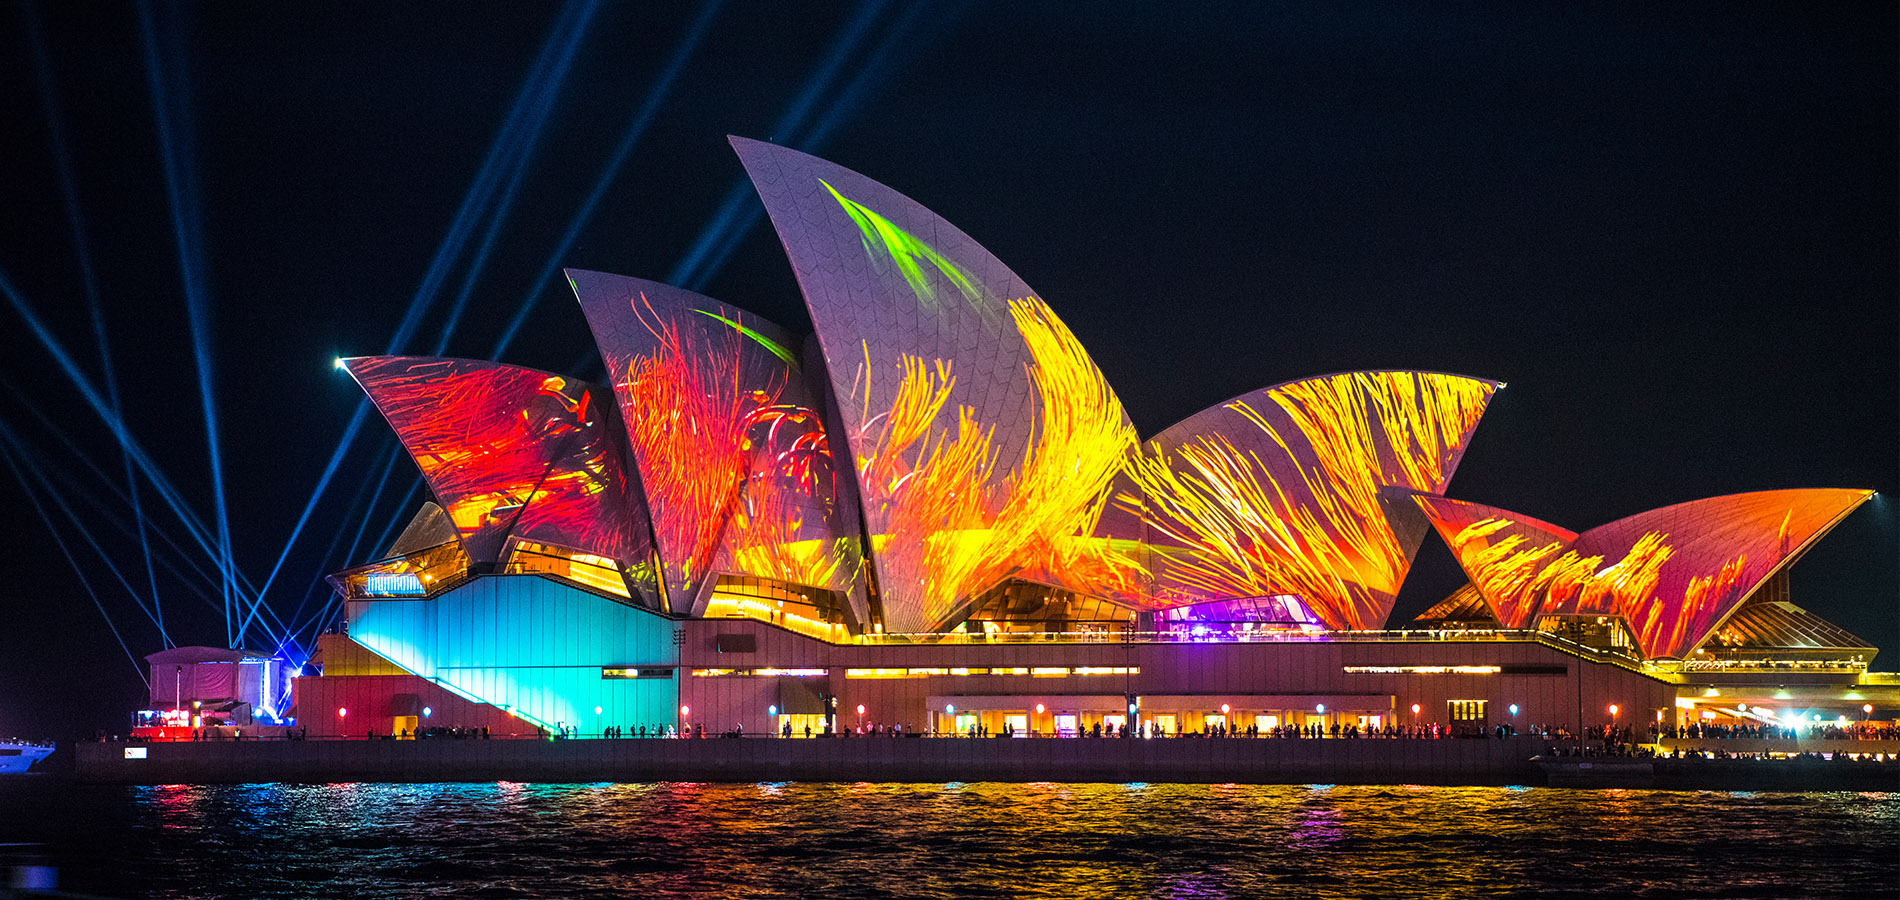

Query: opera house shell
(300, 138), (1884, 741)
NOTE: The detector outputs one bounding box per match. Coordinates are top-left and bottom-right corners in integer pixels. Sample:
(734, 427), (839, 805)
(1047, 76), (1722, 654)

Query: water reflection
(0, 782), (1890, 899)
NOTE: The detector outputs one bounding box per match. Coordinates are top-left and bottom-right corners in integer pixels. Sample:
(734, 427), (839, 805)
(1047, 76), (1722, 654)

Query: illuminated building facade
(298, 139), (1888, 741)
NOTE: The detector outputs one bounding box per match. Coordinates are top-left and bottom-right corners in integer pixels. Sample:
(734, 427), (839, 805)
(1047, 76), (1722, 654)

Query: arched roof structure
(566, 269), (865, 621)
(343, 356), (652, 585)
(1415, 488), (1874, 658)
(1407, 496), (1578, 628)
(733, 137), (1139, 632)
(1114, 370), (1500, 631)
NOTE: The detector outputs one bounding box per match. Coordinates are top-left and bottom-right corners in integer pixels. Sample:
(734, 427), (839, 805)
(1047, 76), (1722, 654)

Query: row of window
(600, 668), (676, 679)
(1342, 664), (1568, 675)
(844, 666), (1140, 679)
(679, 666), (1144, 679)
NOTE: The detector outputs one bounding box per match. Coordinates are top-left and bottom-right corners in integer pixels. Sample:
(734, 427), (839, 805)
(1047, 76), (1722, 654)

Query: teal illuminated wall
(346, 576), (679, 732)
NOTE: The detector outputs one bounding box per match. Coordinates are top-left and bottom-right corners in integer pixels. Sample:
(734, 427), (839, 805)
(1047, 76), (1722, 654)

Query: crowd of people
(1654, 721), (1898, 741)
(599, 720), (1529, 740)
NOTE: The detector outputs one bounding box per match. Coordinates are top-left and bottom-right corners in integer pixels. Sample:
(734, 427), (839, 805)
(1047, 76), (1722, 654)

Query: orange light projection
(1122, 371), (1499, 631)
(1411, 499), (1579, 627)
(1417, 489), (1874, 658)
(735, 138), (1143, 633)
(848, 296), (1142, 630)
(569, 270), (863, 619)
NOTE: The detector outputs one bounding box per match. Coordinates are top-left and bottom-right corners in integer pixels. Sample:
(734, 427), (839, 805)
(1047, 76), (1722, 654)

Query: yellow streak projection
(1652, 552), (1747, 657)
(1450, 515), (1681, 641)
(1124, 372), (1493, 631)
(852, 297), (1139, 631)
(1446, 519), (1570, 626)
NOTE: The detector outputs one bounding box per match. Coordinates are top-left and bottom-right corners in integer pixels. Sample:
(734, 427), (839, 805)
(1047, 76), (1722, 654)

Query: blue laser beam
(0, 421), (173, 640)
(21, 0), (171, 644)
(675, 0), (966, 291)
(0, 432), (150, 685)
(276, 455), (392, 642)
(669, 0), (893, 290)
(251, 2), (605, 634)
(138, 0), (238, 644)
(490, 0), (728, 359)
(431, 0), (602, 357)
(0, 268), (260, 616)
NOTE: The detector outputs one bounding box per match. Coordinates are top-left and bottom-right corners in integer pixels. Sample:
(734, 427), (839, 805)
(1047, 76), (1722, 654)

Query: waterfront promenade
(79, 733), (1543, 785)
(72, 734), (1900, 789)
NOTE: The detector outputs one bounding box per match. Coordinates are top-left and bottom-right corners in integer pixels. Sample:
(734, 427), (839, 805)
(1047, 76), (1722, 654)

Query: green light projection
(692, 308), (798, 369)
(820, 178), (984, 312)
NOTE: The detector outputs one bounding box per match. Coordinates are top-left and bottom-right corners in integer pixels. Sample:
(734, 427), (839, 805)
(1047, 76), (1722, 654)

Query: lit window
(845, 668), (913, 679)
(1342, 665), (1501, 675)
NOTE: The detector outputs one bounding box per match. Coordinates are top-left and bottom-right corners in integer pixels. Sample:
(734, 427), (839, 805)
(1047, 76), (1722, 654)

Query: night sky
(0, 2), (1892, 739)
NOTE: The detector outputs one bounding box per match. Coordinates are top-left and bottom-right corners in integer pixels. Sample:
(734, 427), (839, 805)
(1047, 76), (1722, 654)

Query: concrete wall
(326, 575), (1676, 744)
(339, 576), (679, 734)
(677, 617), (1677, 739)
(295, 674), (530, 739)
(77, 734), (1547, 786)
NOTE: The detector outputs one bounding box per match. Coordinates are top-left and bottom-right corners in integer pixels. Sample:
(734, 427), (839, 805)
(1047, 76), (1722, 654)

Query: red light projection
(1416, 489), (1874, 658)
(1119, 371), (1499, 631)
(344, 357), (649, 582)
(568, 270), (863, 619)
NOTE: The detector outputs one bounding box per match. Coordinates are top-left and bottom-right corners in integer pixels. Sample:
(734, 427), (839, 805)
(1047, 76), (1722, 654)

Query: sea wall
(76, 735), (1544, 785)
(1536, 755), (1900, 790)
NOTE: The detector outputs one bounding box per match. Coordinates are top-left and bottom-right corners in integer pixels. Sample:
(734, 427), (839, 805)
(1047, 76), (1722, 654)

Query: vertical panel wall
(346, 577), (680, 734)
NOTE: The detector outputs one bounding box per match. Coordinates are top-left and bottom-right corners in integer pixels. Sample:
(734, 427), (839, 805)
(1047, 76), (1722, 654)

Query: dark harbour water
(1, 778), (1895, 899)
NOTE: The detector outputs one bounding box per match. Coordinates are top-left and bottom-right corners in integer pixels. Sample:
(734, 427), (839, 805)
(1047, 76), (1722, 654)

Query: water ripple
(0, 780), (1893, 899)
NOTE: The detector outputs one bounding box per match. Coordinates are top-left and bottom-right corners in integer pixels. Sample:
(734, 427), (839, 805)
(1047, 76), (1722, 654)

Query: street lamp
(857, 703), (865, 732)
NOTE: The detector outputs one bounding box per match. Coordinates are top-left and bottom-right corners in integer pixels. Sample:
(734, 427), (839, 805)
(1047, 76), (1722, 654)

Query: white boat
(0, 740), (54, 774)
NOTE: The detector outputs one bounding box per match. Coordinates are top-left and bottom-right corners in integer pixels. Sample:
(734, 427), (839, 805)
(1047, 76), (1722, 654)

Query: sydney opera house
(293, 138), (1888, 742)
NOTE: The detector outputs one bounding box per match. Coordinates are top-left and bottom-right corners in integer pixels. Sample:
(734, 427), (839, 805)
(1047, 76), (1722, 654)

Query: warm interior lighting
(1343, 665), (1501, 674)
